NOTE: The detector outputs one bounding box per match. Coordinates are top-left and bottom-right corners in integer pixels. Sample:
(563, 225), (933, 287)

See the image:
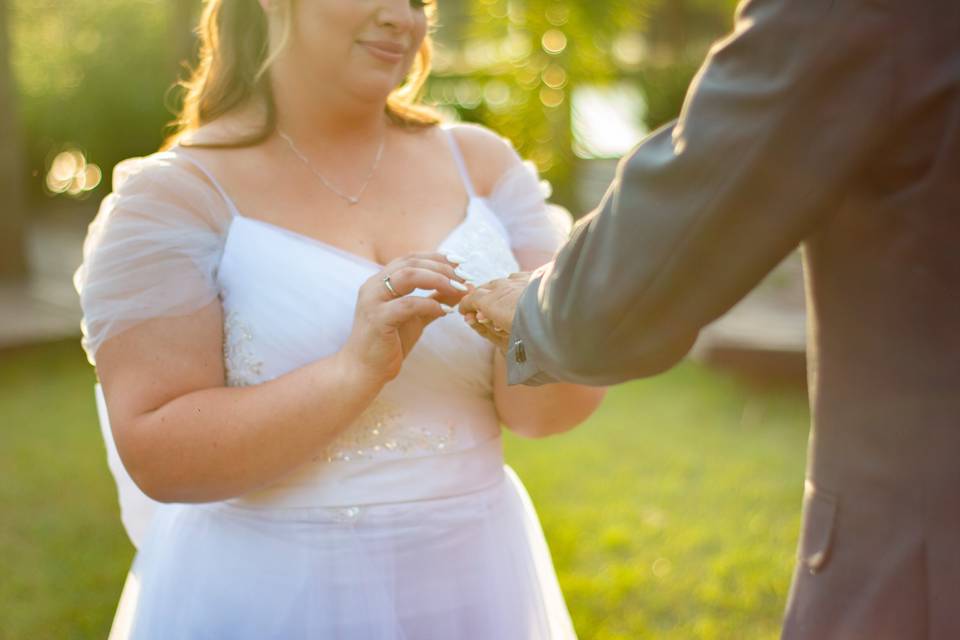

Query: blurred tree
(430, 0), (737, 209)
(638, 0), (737, 129)
(450, 0), (644, 207)
(13, 0), (176, 200)
(0, 0), (27, 278)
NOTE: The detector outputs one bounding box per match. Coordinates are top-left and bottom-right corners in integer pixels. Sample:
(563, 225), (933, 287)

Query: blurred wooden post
(0, 0), (28, 280)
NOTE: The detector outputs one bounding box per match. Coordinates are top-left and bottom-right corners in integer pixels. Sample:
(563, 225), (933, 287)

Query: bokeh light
(541, 29), (568, 55)
(45, 148), (102, 197)
(539, 86), (565, 108)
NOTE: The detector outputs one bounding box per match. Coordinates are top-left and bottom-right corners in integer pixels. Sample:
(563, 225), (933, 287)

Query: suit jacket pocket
(798, 480), (838, 574)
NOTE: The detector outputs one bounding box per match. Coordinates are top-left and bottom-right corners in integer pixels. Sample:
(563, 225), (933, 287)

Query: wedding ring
(383, 275), (400, 298)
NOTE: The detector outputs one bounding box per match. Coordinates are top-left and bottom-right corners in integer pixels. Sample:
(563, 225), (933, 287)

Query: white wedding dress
(75, 127), (577, 639)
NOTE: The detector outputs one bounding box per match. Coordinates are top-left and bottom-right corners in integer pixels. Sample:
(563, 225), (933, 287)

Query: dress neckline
(170, 144), (483, 271)
(171, 128), (482, 271)
(228, 200), (476, 272)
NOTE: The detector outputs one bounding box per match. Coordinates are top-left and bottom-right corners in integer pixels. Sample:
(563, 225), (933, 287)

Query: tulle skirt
(109, 467), (576, 639)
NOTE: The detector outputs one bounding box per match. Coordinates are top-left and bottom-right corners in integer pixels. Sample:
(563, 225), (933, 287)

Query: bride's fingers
(428, 289), (469, 308)
(383, 252), (462, 273)
(379, 267), (470, 300)
(380, 296), (451, 327)
(397, 258), (475, 285)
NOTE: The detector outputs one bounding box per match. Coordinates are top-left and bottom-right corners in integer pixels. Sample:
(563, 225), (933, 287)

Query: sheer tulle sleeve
(484, 158), (573, 269)
(73, 152), (233, 366)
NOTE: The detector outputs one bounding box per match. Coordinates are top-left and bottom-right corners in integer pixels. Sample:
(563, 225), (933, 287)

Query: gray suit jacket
(508, 0), (960, 637)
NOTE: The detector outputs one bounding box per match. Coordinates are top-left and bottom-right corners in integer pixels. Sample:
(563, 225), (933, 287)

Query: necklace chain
(277, 127), (386, 206)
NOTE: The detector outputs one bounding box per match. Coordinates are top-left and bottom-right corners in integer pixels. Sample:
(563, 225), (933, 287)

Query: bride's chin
(345, 79), (404, 107)
(350, 63), (411, 94)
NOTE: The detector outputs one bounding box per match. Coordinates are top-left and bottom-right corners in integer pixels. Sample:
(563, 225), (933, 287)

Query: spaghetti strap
(171, 146), (241, 217)
(442, 127), (477, 198)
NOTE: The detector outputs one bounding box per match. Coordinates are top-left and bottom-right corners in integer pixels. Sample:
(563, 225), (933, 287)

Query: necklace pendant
(278, 127), (385, 209)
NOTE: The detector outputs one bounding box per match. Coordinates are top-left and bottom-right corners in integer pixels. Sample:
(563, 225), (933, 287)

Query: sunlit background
(1, 1), (811, 638)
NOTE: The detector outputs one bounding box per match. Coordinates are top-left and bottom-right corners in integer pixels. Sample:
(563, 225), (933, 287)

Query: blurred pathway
(0, 206), (89, 350)
(691, 253), (808, 383)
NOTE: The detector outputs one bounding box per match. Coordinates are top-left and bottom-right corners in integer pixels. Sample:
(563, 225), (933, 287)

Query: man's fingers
(458, 281), (500, 313)
(466, 315), (495, 339)
(473, 323), (509, 350)
(476, 312), (508, 335)
(458, 291), (482, 315)
(458, 276), (523, 334)
(473, 291), (512, 327)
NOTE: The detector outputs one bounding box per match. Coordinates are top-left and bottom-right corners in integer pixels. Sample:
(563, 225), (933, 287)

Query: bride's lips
(358, 40), (408, 64)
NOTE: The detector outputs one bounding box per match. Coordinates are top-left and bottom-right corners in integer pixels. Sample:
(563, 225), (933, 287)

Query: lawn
(0, 339), (810, 639)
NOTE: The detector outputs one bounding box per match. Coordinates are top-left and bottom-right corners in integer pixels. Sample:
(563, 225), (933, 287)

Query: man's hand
(459, 272), (531, 351)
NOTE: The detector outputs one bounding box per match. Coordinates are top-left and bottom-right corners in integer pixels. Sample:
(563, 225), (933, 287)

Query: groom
(460, 0), (960, 638)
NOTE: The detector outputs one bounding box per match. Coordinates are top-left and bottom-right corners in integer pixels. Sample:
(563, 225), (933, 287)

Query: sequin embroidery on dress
(223, 310), (265, 387)
(323, 399), (456, 462)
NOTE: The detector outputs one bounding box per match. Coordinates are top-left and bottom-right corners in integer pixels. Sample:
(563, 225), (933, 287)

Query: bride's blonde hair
(162, 0), (440, 150)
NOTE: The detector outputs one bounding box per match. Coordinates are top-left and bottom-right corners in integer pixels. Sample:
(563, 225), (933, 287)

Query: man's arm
(509, 0), (895, 386)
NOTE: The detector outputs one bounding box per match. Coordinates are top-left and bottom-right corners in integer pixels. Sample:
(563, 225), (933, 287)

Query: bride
(74, 0), (606, 637)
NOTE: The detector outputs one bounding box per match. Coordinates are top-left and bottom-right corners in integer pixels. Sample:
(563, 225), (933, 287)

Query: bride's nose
(374, 0), (417, 32)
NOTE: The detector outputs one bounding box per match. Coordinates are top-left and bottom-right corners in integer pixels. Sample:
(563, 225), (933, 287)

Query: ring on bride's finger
(382, 275), (401, 298)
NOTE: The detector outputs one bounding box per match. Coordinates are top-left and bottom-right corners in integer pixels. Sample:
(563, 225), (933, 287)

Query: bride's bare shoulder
(177, 102), (269, 148)
(443, 123), (522, 196)
(170, 111), (272, 187)
(179, 122), (260, 148)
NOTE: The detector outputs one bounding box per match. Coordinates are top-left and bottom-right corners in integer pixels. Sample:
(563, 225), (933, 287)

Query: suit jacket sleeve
(507, 0), (896, 386)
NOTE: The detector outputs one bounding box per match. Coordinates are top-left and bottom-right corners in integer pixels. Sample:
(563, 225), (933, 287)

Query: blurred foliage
(427, 0), (739, 207)
(9, 0), (738, 207)
(11, 0), (192, 202)
(435, 0), (643, 206)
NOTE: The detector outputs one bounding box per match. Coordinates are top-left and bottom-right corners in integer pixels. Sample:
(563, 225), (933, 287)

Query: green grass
(0, 339), (810, 639)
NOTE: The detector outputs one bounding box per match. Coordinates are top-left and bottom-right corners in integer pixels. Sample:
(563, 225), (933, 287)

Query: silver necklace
(277, 127), (386, 206)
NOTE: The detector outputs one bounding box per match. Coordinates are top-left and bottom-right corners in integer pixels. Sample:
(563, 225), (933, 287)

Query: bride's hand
(340, 252), (469, 385)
